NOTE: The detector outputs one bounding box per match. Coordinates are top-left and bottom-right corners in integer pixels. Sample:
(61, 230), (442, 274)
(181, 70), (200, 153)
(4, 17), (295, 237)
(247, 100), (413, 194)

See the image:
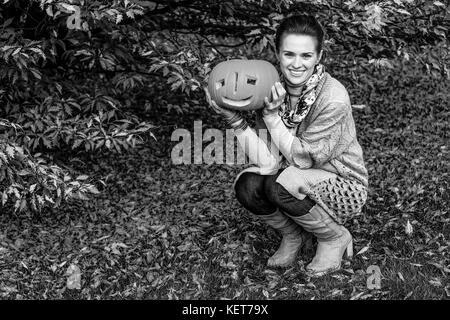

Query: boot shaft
(285, 205), (345, 241)
(257, 209), (303, 236)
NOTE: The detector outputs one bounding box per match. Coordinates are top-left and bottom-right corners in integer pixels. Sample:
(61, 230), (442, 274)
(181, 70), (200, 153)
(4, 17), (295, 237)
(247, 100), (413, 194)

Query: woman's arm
(204, 87), (281, 174)
(233, 119), (282, 174)
(263, 102), (353, 168)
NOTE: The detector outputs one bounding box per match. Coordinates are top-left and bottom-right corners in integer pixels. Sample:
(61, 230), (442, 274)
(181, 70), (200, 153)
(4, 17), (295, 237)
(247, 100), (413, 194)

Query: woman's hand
(204, 87), (244, 128)
(263, 82), (286, 116)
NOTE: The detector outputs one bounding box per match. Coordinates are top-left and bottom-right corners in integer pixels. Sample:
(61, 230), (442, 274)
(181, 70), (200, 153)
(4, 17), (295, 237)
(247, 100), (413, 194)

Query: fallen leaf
(429, 279), (442, 287)
(343, 268), (355, 274)
(405, 220), (413, 236)
(177, 243), (191, 251)
(306, 282), (316, 289)
(350, 291), (364, 300)
(331, 289), (343, 296)
(359, 293), (373, 300)
(356, 245), (370, 255)
(146, 272), (155, 283)
(409, 263), (423, 267)
(330, 274), (347, 281)
(404, 291), (413, 299)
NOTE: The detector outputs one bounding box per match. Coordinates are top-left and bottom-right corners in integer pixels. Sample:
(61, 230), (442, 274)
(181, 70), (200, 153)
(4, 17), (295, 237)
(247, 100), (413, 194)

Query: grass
(0, 66), (448, 300)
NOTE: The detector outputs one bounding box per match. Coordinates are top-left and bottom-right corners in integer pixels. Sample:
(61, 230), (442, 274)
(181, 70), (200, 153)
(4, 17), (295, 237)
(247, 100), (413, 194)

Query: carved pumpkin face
(208, 59), (280, 111)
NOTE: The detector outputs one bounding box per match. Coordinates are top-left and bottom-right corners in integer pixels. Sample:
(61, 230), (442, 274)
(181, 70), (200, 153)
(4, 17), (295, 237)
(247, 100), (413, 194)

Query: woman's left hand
(204, 87), (245, 128)
(263, 82), (286, 116)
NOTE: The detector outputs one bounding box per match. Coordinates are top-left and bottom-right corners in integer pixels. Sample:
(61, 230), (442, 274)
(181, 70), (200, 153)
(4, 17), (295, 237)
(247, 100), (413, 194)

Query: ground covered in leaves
(0, 68), (448, 300)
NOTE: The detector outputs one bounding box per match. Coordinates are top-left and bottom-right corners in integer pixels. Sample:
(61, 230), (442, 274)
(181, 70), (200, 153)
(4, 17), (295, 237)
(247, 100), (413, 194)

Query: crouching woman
(206, 14), (368, 277)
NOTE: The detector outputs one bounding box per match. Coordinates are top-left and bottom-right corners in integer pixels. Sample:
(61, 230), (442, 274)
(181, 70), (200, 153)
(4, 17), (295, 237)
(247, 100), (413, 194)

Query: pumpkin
(207, 59), (280, 111)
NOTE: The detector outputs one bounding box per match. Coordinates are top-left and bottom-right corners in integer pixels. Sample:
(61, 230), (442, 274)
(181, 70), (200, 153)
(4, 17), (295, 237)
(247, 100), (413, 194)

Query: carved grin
(222, 96), (252, 107)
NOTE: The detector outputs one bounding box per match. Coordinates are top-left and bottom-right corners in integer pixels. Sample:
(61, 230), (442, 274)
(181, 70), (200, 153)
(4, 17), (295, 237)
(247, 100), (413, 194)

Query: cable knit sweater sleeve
(233, 125), (282, 174)
(263, 101), (354, 169)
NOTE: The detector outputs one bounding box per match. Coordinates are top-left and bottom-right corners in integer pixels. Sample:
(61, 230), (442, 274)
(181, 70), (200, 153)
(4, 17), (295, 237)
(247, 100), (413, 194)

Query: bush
(0, 0), (448, 212)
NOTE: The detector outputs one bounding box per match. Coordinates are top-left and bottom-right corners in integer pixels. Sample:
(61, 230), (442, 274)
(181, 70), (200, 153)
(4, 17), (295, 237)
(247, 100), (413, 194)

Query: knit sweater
(233, 72), (368, 223)
(235, 73), (368, 187)
(260, 72), (369, 188)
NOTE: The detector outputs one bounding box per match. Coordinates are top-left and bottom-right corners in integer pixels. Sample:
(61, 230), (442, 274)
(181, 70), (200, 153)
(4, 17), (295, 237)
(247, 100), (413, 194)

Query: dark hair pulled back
(275, 14), (325, 53)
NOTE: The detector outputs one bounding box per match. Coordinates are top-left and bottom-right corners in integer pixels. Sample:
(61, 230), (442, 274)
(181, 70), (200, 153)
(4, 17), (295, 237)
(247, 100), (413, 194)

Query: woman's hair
(275, 14), (325, 53)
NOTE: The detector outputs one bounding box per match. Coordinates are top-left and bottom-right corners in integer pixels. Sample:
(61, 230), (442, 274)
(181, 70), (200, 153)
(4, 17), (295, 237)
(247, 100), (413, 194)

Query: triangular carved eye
(216, 79), (225, 90)
(246, 76), (257, 85)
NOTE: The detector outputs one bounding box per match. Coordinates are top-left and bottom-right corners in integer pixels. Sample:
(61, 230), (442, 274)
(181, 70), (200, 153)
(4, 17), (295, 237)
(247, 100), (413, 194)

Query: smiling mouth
(289, 70), (305, 76)
(223, 97), (252, 107)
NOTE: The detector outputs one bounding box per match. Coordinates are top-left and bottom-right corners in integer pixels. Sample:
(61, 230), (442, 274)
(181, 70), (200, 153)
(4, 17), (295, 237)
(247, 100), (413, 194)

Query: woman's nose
(292, 56), (302, 68)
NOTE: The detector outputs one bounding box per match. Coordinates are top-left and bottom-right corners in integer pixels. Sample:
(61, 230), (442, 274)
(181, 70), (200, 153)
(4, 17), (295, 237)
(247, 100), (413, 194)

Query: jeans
(234, 170), (316, 216)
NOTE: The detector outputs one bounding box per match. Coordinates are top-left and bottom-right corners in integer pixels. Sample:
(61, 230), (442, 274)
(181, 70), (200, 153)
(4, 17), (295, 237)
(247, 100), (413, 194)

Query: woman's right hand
(204, 87), (243, 127)
(263, 82), (286, 116)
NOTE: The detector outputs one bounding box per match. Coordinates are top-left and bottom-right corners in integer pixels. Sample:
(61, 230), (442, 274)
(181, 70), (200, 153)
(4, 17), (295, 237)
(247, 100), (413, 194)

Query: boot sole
(267, 259), (296, 268)
(306, 265), (341, 277)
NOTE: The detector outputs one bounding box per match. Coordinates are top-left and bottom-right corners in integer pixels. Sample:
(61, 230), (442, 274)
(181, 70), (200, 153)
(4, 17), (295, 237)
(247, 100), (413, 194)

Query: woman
(206, 14), (368, 277)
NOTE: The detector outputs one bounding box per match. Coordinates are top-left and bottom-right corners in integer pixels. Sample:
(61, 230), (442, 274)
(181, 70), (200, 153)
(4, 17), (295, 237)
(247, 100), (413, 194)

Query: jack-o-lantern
(207, 59), (280, 111)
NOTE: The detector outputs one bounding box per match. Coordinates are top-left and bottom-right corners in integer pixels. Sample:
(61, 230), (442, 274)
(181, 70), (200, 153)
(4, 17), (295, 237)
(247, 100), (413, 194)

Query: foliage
(0, 65), (448, 299)
(0, 0), (157, 212)
(0, 0), (448, 300)
(0, 0), (448, 212)
(0, 120), (99, 213)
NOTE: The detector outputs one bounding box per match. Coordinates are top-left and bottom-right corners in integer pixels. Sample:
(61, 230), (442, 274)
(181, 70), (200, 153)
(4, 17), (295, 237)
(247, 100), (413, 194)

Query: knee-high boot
(258, 209), (311, 267)
(285, 205), (353, 277)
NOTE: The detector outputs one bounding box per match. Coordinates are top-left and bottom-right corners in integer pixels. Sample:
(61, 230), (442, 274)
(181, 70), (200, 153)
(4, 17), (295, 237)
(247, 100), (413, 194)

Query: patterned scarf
(279, 64), (325, 128)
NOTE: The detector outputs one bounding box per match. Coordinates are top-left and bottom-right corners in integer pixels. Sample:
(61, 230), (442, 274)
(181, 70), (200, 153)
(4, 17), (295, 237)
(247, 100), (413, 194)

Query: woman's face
(277, 33), (322, 88)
